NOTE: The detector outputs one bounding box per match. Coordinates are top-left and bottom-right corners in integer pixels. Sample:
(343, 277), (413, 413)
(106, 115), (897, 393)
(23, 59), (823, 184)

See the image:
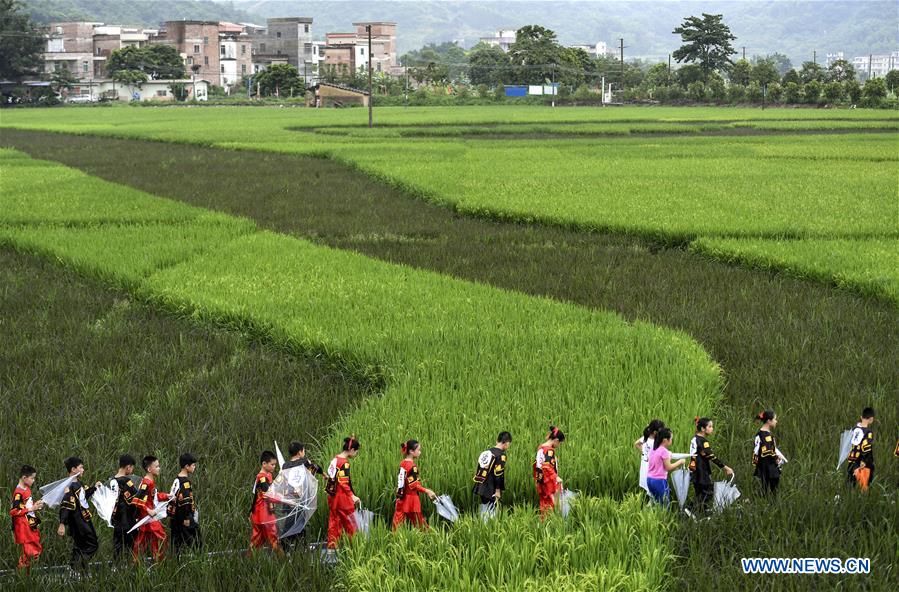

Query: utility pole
(551, 64), (555, 108)
(868, 53), (873, 79)
(619, 38), (625, 90)
(813, 50), (817, 65)
(742, 46), (746, 61)
(667, 54), (671, 85)
(367, 24), (373, 128)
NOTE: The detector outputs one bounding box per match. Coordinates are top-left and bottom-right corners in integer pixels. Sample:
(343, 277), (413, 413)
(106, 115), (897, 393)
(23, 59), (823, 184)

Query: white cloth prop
(837, 429), (853, 470)
(353, 508), (374, 537)
(267, 462), (319, 539)
(433, 494), (460, 522)
(671, 468), (692, 509)
(91, 482), (118, 527)
(39, 475), (77, 509)
(479, 499), (497, 522)
(713, 474), (741, 512)
(559, 489), (578, 518)
(274, 441), (286, 470)
(638, 437), (652, 492)
(127, 492), (171, 534)
(670, 452), (691, 460)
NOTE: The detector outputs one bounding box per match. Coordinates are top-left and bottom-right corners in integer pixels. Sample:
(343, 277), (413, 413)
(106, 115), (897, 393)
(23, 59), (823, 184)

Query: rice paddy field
(0, 105), (896, 591)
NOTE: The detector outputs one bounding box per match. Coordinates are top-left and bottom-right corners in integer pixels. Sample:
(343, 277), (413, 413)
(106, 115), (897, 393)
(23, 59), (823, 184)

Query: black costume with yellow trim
(752, 429), (781, 494)
(847, 425), (875, 486)
(690, 434), (725, 511)
(59, 479), (99, 569)
(472, 447), (507, 504)
(110, 475), (138, 559)
(170, 475), (201, 552)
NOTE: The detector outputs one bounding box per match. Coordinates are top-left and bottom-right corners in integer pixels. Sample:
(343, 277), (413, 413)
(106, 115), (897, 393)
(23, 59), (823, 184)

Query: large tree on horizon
(0, 0), (44, 80)
(672, 13), (736, 83)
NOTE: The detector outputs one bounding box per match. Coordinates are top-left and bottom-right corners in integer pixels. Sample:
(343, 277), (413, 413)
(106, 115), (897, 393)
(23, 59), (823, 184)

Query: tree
(108, 44), (185, 80)
(643, 62), (671, 88)
(843, 79), (861, 104)
(672, 13), (736, 83)
(402, 41), (467, 82)
(798, 61), (824, 84)
(782, 81), (801, 103)
(861, 77), (886, 107)
(751, 59), (780, 86)
(746, 81), (763, 102)
(781, 69), (800, 85)
(508, 25), (564, 85)
(50, 67), (77, 96)
(802, 79), (822, 104)
(883, 69), (899, 93)
(826, 59), (856, 84)
(757, 52), (792, 76)
(112, 69), (148, 99)
(675, 63), (704, 88)
(686, 81), (705, 101)
(729, 59), (751, 86)
(707, 76), (727, 101)
(467, 44), (510, 86)
(0, 0), (44, 80)
(766, 82), (782, 102)
(727, 83), (746, 103)
(254, 64), (303, 97)
(822, 81), (844, 104)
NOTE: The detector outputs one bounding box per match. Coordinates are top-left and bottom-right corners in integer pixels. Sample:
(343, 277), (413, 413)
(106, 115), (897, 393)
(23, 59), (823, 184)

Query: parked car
(67, 95), (94, 104)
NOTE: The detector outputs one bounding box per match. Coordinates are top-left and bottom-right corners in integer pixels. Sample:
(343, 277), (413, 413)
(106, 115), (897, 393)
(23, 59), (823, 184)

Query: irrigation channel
(3, 129), (897, 591)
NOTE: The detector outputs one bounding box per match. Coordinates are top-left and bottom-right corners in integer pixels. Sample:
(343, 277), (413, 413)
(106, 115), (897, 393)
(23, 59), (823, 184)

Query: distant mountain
(231, 0), (897, 63)
(23, 0), (261, 28)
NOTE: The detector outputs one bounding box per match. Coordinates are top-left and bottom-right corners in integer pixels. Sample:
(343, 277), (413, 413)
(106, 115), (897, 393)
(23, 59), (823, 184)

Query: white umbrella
(127, 498), (171, 534)
(353, 508), (374, 537)
(671, 468), (692, 509)
(38, 475), (77, 509)
(837, 429), (853, 470)
(91, 482), (118, 527)
(433, 494), (460, 522)
(274, 441), (286, 470)
(559, 489), (578, 519)
(480, 499), (497, 522)
(267, 462), (319, 539)
(713, 474), (741, 512)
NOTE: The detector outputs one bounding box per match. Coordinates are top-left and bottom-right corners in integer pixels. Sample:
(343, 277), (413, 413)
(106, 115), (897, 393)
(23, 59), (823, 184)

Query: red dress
(326, 455), (357, 549)
(392, 459), (428, 530)
(249, 470), (280, 550)
(10, 485), (42, 569)
(133, 476), (169, 561)
(533, 444), (559, 519)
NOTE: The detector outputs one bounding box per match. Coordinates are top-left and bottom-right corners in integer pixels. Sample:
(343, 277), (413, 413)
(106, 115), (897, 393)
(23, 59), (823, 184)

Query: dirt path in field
(4, 130), (896, 591)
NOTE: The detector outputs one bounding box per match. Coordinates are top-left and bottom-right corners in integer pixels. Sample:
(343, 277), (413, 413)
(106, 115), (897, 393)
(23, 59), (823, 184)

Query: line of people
(9, 412), (895, 571)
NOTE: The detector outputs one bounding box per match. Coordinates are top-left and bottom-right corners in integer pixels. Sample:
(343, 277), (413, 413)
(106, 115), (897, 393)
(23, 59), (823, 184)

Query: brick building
(43, 22), (160, 81)
(161, 21), (222, 86)
(321, 21), (397, 79)
(251, 17), (315, 82)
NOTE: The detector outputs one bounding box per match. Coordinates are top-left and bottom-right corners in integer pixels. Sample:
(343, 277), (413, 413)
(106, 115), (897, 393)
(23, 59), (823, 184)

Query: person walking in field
(133, 455), (170, 562)
(634, 419), (665, 494)
(57, 457), (101, 571)
(393, 439), (436, 530)
(248, 451), (283, 554)
(689, 417), (733, 512)
(846, 407), (876, 492)
(326, 436), (361, 549)
(752, 410), (787, 496)
(473, 431), (512, 518)
(169, 453), (201, 554)
(10, 465), (45, 571)
(533, 426), (565, 519)
(109, 454), (139, 561)
(646, 427), (685, 507)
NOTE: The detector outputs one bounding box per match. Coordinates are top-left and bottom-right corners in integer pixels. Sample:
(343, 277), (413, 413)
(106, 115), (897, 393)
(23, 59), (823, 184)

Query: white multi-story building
(479, 29), (517, 52)
(825, 52), (844, 67)
(852, 51), (899, 78)
(570, 41), (613, 58)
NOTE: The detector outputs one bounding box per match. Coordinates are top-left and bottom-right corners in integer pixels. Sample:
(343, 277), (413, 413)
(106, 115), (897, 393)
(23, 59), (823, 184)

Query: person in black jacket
(110, 454), (139, 560)
(472, 431), (512, 518)
(56, 457), (102, 570)
(752, 410), (787, 496)
(846, 407), (876, 490)
(169, 453), (201, 554)
(688, 418), (733, 512)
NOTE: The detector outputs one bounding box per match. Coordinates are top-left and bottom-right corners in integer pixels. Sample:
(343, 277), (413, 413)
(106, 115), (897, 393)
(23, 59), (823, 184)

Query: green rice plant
(339, 495), (673, 592)
(691, 237), (899, 305)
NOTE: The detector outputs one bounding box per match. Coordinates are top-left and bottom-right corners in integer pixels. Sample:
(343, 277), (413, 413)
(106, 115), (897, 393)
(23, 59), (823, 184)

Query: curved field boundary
(0, 148), (721, 589)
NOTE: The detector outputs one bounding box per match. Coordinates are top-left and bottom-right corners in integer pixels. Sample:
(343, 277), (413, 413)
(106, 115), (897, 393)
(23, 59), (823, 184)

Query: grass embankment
(1, 149), (717, 590)
(4, 132), (897, 591)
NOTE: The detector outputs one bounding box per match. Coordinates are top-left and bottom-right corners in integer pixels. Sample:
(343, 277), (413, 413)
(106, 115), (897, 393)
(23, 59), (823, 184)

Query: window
(203, 36), (209, 45)
(204, 56), (209, 66)
(360, 47), (365, 56)
(276, 31), (281, 39)
(241, 44), (246, 55)
(156, 90), (167, 97)
(83, 61), (88, 73)
(221, 45), (226, 55)
(193, 44), (200, 53)
(304, 43), (312, 54)
(260, 43), (266, 52)
(304, 24), (309, 33)
(220, 65), (225, 73)
(95, 47), (102, 56)
(187, 56), (193, 65)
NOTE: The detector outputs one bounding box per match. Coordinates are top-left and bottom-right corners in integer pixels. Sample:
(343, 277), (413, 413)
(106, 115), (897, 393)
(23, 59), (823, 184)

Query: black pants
(171, 523), (202, 554)
(70, 524), (99, 570)
(693, 481), (714, 513)
(756, 472), (779, 496)
(112, 525), (136, 560)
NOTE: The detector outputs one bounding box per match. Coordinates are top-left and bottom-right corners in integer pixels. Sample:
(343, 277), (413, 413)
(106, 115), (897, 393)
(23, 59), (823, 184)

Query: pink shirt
(647, 445), (671, 480)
